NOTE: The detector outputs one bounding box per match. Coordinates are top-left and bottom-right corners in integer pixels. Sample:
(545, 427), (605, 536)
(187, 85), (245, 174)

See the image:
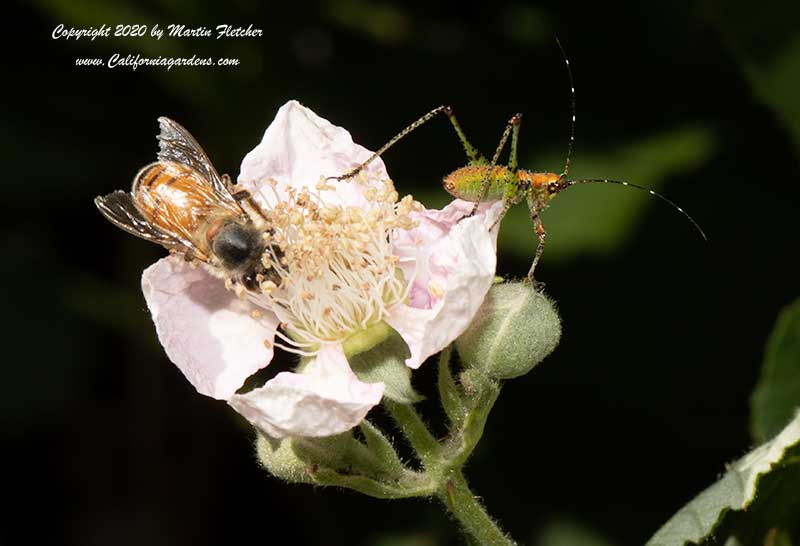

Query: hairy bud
(456, 282), (561, 379)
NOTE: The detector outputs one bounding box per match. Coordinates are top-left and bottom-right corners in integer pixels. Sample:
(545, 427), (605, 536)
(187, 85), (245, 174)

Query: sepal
(348, 326), (423, 404)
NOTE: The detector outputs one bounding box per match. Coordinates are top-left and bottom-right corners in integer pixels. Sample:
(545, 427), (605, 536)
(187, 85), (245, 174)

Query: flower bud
(455, 282), (561, 379)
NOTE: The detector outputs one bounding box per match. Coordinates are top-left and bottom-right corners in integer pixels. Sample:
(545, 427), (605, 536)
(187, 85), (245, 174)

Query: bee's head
(211, 221), (264, 272)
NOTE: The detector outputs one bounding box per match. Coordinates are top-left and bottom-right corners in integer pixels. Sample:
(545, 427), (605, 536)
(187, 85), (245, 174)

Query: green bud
(455, 282), (561, 379)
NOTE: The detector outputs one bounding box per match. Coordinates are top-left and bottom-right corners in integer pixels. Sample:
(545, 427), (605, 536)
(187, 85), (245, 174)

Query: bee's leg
(467, 113), (521, 219)
(230, 184), (270, 227)
(240, 267), (263, 292)
(330, 106), (450, 182)
(525, 212), (547, 289)
(221, 173), (235, 192)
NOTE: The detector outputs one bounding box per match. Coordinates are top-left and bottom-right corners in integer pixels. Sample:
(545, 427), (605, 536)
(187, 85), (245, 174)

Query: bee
(95, 117), (278, 292)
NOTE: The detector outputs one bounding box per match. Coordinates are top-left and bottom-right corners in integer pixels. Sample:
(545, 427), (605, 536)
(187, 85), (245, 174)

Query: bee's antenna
(565, 178), (709, 242)
(556, 37), (576, 178)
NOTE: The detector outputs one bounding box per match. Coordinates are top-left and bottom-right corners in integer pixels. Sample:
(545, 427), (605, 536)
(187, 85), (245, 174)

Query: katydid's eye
(548, 182), (559, 193)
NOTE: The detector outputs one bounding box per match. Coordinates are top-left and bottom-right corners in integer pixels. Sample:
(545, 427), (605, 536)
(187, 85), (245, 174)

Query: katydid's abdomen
(443, 165), (512, 201)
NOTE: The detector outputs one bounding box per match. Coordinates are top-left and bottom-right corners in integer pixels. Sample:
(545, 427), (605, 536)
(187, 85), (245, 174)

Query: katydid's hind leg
(485, 116), (525, 228)
(443, 106), (486, 165)
(526, 213), (547, 289)
(507, 112), (522, 173)
(329, 105), (449, 182)
(468, 113), (522, 218)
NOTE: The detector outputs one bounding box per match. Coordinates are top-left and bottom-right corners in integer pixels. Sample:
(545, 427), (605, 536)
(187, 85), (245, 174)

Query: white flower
(141, 101), (502, 438)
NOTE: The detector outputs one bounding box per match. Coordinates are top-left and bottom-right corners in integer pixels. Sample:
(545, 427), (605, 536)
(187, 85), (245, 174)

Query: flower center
(247, 175), (421, 354)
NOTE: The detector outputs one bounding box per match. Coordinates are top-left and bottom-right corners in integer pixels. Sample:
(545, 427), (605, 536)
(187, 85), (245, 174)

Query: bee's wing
(156, 117), (237, 204)
(94, 191), (205, 260)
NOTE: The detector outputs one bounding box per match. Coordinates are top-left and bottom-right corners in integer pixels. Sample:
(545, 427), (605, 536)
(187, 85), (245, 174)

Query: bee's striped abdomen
(132, 161), (218, 237)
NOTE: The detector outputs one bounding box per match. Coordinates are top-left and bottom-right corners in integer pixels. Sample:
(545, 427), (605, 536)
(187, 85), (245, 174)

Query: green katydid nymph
(330, 42), (707, 286)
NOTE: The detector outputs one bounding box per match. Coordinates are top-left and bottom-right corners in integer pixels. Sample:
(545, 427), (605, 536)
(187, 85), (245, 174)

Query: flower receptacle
(348, 325), (423, 404)
(342, 320), (394, 359)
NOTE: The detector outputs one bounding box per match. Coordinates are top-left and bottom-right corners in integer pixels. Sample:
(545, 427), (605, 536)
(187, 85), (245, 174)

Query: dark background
(4, 1), (799, 545)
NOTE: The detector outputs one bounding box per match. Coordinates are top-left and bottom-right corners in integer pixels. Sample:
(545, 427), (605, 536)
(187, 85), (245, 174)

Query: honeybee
(95, 117), (277, 291)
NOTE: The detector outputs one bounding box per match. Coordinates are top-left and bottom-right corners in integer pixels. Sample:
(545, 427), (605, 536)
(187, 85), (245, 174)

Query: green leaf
(646, 412), (800, 546)
(751, 297), (800, 442)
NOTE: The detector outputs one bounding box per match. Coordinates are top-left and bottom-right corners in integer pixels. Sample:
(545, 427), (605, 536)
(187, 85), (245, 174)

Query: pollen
(260, 280), (277, 294)
(428, 281), (444, 299)
(245, 177), (422, 352)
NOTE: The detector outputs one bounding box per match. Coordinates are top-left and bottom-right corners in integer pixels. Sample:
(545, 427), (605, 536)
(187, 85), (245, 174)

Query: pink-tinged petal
(141, 256), (279, 400)
(238, 100), (388, 209)
(228, 344), (384, 439)
(386, 200), (503, 368)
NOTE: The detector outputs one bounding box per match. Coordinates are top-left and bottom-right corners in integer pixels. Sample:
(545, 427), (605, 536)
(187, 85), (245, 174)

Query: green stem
(438, 470), (516, 546)
(383, 399), (440, 466)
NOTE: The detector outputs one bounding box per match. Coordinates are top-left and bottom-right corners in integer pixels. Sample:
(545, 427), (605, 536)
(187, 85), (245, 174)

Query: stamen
(246, 177), (421, 355)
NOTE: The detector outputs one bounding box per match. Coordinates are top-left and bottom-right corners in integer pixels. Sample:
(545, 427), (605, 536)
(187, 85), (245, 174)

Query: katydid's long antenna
(555, 37), (576, 178)
(566, 178), (708, 242)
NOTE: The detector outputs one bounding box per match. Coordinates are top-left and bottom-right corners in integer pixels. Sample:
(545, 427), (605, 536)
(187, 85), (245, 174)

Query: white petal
(228, 344), (384, 438)
(386, 200), (502, 368)
(141, 256), (279, 400)
(238, 100), (388, 209)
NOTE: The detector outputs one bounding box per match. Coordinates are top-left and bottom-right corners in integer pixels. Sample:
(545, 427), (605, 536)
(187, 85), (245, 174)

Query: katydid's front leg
(489, 179), (526, 231)
(526, 213), (547, 289)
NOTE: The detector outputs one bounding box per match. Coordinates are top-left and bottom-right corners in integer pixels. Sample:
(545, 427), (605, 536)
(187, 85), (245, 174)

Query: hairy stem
(438, 470), (516, 546)
(383, 399), (440, 466)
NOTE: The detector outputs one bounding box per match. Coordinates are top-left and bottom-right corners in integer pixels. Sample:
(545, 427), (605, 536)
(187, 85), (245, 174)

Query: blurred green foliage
(534, 517), (618, 546)
(712, 0), (800, 152)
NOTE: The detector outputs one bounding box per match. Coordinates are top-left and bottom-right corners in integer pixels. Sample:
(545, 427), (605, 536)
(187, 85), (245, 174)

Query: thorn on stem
(446, 478), (456, 506)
